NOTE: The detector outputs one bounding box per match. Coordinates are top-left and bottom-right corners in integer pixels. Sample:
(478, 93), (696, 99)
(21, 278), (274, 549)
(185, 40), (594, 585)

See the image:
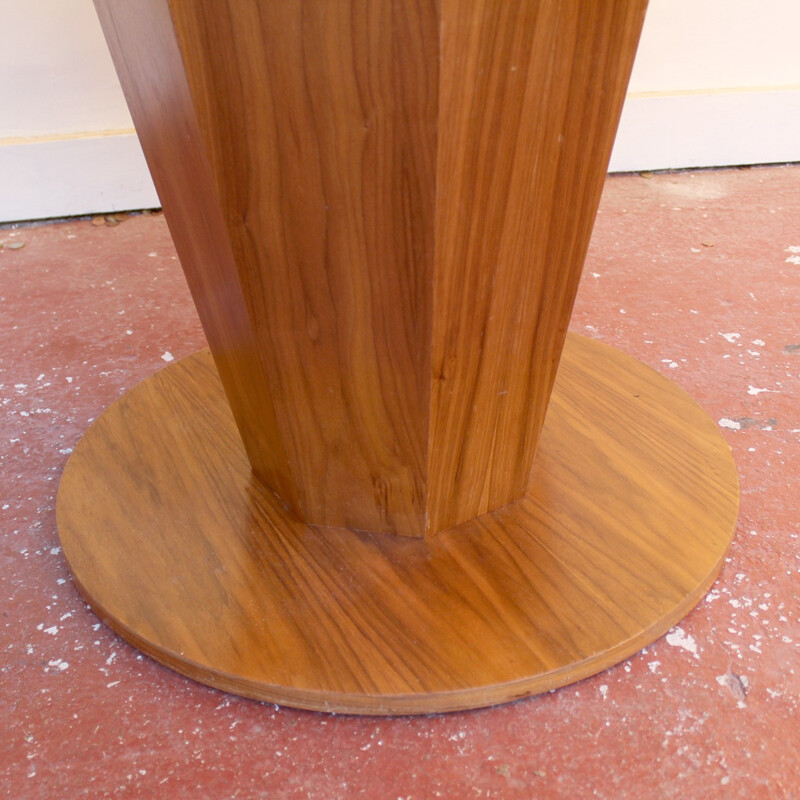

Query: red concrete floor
(1, 165), (799, 798)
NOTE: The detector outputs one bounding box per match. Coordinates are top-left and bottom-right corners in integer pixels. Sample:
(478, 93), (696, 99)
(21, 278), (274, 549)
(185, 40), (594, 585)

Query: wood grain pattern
(93, 0), (298, 510)
(76, 0), (736, 716)
(56, 335), (739, 714)
(429, 0), (647, 531)
(94, 0), (647, 537)
(166, 1), (438, 536)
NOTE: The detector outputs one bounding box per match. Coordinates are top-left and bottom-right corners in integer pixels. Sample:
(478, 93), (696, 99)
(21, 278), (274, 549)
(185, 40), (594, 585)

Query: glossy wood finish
(72, 0), (742, 715)
(94, 0), (647, 537)
(429, 0), (645, 532)
(56, 335), (739, 715)
(92, 0), (298, 511)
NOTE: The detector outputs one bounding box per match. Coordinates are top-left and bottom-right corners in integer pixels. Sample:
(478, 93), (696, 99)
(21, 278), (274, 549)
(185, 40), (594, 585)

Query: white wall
(609, 0), (800, 171)
(0, 0), (156, 222)
(1, 0), (799, 222)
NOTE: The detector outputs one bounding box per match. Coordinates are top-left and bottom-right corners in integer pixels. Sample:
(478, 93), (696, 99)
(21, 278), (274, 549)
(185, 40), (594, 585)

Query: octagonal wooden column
(56, 0), (739, 714)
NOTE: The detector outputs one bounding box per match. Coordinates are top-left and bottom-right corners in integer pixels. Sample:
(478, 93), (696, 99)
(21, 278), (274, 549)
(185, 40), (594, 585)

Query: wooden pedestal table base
(56, 334), (739, 715)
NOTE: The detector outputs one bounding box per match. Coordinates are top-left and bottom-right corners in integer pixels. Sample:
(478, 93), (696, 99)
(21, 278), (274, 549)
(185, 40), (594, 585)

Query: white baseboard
(2, 90), (799, 223)
(0, 130), (159, 223)
(609, 88), (800, 173)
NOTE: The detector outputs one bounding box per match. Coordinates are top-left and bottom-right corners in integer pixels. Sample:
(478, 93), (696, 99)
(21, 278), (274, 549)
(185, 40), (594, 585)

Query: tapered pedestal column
(56, 0), (739, 714)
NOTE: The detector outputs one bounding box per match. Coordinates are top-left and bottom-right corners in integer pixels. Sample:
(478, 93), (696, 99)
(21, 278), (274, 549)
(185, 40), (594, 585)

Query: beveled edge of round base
(56, 335), (739, 715)
(65, 541), (732, 716)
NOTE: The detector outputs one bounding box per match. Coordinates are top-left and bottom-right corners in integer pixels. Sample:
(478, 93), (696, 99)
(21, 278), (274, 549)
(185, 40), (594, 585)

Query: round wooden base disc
(56, 334), (738, 714)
